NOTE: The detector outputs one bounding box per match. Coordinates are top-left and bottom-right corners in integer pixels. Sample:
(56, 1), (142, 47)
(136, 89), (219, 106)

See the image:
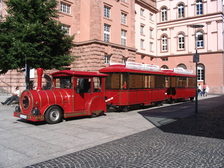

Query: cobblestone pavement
(27, 96), (224, 168)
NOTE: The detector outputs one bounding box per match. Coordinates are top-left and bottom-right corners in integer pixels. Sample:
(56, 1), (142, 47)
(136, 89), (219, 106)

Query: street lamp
(189, 24), (204, 114)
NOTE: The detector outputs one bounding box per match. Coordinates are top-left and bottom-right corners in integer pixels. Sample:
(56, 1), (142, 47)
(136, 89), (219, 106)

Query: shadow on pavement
(138, 95), (224, 140)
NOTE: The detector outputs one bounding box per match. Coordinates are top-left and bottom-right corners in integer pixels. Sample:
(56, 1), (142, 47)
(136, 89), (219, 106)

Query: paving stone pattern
(27, 96), (224, 168)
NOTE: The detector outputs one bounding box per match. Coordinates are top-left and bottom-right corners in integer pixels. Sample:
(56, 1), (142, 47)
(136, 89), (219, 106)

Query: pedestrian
(1, 86), (21, 105)
(198, 84), (202, 96)
(204, 84), (209, 97)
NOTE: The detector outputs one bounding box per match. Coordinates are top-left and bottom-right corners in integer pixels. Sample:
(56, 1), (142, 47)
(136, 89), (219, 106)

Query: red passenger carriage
(14, 68), (107, 124)
(100, 62), (196, 111)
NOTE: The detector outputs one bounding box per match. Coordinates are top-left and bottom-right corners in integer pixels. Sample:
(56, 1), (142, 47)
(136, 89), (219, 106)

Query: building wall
(135, 0), (157, 59)
(0, 0), (223, 94)
(154, 0), (224, 93)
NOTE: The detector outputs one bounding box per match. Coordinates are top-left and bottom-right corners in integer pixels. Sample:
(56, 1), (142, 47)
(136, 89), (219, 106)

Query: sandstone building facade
(0, 0), (223, 93)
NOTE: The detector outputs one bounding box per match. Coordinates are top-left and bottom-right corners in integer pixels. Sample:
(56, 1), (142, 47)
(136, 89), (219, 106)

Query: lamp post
(189, 24), (204, 114)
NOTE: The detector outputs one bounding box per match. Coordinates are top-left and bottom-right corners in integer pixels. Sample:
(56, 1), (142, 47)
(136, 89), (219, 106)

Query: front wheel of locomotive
(45, 106), (63, 124)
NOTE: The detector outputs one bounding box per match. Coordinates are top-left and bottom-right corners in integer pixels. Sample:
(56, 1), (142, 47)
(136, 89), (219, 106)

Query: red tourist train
(14, 62), (196, 124)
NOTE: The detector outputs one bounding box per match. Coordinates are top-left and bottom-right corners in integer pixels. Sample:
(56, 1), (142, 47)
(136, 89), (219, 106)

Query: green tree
(0, 0), (74, 87)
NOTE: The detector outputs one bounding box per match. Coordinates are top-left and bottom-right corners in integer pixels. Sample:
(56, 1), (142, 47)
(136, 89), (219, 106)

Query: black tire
(45, 106), (63, 124)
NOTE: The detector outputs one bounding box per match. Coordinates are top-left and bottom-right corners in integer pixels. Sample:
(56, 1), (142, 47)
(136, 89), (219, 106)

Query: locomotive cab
(14, 68), (107, 124)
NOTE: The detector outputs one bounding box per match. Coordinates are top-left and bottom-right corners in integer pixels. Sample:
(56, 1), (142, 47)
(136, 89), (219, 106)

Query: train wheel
(45, 106), (62, 124)
(190, 97), (194, 102)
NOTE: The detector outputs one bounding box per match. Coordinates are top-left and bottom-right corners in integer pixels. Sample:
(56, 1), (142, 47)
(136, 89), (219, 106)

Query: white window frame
(140, 25), (144, 35)
(161, 7), (167, 21)
(197, 65), (204, 81)
(196, 0), (203, 15)
(140, 39), (144, 49)
(140, 8), (144, 17)
(104, 55), (111, 64)
(178, 4), (185, 18)
(178, 34), (185, 50)
(60, 2), (71, 14)
(150, 42), (153, 52)
(104, 5), (111, 18)
(196, 31), (204, 48)
(61, 25), (70, 35)
(162, 36), (168, 51)
(121, 12), (127, 25)
(121, 29), (127, 46)
(104, 24), (110, 42)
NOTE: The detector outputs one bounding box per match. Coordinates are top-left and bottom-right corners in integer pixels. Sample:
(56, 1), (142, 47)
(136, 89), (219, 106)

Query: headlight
(31, 107), (40, 116)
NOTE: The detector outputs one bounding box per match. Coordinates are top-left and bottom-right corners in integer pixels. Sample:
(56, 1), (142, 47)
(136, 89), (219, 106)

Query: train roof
(51, 70), (108, 77)
(99, 63), (196, 77)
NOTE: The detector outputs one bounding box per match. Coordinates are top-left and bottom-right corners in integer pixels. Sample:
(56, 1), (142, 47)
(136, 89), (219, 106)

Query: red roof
(100, 65), (196, 77)
(51, 70), (108, 77)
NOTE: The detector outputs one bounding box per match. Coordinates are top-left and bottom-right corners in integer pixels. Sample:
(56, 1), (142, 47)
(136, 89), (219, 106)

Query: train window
(177, 77), (187, 88)
(55, 77), (72, 89)
(120, 73), (128, 89)
(171, 77), (177, 87)
(106, 73), (120, 89)
(129, 74), (144, 89)
(155, 75), (165, 88)
(76, 78), (91, 93)
(150, 75), (155, 88)
(188, 77), (196, 88)
(93, 77), (102, 92)
(165, 77), (170, 88)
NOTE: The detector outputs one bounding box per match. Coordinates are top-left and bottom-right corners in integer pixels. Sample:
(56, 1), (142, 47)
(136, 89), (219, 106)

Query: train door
(74, 77), (92, 114)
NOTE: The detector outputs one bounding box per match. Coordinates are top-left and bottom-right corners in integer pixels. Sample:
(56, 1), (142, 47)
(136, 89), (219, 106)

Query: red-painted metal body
(14, 69), (107, 123)
(100, 64), (196, 109)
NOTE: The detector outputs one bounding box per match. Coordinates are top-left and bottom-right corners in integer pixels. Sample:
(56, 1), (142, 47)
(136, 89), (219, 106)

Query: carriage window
(165, 77), (170, 88)
(155, 75), (165, 88)
(177, 77), (187, 88)
(188, 77), (196, 88)
(129, 74), (144, 89)
(170, 77), (177, 87)
(93, 77), (102, 92)
(76, 78), (91, 93)
(55, 77), (72, 89)
(106, 73), (120, 89)
(150, 75), (155, 88)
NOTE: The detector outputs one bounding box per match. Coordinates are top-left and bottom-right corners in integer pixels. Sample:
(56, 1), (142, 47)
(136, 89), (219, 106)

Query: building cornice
(135, 0), (158, 13)
(74, 39), (137, 52)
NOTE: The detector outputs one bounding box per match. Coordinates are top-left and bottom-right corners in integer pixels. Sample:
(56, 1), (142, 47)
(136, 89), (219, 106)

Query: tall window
(121, 12), (127, 25)
(161, 35), (168, 51)
(61, 25), (70, 35)
(196, 0), (203, 15)
(140, 39), (144, 49)
(178, 34), (185, 50)
(150, 42), (153, 52)
(104, 5), (111, 18)
(161, 7), (167, 21)
(196, 31), (204, 48)
(104, 55), (111, 64)
(178, 3), (185, 18)
(104, 24), (110, 42)
(140, 8), (144, 16)
(121, 29), (127, 46)
(150, 28), (153, 38)
(197, 64), (205, 81)
(60, 2), (71, 14)
(140, 25), (144, 35)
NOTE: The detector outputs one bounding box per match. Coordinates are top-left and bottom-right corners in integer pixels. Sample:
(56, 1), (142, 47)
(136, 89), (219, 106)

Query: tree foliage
(0, 0), (74, 74)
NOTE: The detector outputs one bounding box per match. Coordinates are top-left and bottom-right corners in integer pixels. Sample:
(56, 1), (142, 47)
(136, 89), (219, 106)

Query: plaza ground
(0, 94), (223, 168)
